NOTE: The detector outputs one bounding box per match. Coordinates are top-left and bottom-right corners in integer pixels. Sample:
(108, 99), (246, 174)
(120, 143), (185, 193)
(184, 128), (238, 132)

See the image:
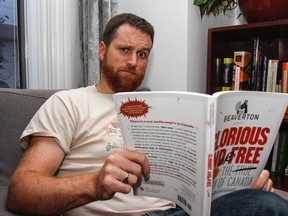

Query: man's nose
(127, 53), (137, 67)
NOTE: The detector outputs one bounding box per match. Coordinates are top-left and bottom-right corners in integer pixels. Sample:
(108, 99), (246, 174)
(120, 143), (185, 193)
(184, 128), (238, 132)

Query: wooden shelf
(207, 19), (288, 192)
(207, 19), (288, 95)
(270, 173), (288, 192)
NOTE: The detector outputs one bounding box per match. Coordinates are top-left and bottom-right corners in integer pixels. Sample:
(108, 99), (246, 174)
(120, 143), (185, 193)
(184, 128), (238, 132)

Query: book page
(212, 91), (288, 200)
(113, 91), (215, 216)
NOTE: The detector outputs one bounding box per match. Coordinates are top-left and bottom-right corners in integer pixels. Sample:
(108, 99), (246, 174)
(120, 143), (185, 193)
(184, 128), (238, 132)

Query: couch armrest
(0, 88), (59, 215)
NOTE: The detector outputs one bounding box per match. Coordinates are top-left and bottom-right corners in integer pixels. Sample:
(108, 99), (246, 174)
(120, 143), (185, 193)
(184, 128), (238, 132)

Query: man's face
(99, 24), (153, 93)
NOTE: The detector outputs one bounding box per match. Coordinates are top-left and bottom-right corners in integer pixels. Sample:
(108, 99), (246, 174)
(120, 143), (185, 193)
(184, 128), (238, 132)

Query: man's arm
(6, 136), (150, 216)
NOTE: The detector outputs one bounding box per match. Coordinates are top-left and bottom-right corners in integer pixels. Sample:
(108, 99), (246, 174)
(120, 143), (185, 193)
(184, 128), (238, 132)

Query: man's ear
(98, 41), (106, 61)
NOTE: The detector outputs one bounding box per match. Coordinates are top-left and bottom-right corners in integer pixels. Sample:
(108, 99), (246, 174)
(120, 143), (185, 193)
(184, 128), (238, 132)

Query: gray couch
(2, 88), (287, 215)
(0, 88), (59, 215)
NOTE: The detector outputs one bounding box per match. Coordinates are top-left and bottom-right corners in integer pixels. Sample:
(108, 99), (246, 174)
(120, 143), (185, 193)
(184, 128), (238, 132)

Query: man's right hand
(94, 148), (151, 200)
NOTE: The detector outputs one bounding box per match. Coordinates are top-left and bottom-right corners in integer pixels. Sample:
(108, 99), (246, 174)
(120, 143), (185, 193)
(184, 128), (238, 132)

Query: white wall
(23, 0), (245, 91)
(119, 0), (189, 91)
(118, 0), (244, 93)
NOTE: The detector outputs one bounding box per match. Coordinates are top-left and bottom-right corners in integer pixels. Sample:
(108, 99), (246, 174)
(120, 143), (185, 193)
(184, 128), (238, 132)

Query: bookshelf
(206, 19), (288, 191)
(271, 173), (288, 192)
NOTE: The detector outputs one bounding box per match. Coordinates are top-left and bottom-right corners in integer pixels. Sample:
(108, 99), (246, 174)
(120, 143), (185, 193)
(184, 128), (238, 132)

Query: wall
(24, 0), (245, 91)
(119, 0), (189, 91)
(118, 0), (244, 93)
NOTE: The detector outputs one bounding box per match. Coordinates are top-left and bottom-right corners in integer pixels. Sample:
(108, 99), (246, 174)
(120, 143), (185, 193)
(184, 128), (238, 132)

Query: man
(6, 13), (288, 216)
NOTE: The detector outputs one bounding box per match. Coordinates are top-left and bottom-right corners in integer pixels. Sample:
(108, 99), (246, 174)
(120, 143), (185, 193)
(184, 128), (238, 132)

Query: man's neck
(96, 83), (115, 94)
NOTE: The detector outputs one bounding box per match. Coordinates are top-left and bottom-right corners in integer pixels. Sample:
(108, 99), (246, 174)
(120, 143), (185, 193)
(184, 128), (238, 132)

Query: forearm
(7, 171), (98, 215)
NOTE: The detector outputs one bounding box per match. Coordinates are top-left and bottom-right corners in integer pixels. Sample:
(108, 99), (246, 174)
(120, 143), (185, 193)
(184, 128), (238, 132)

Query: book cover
(113, 91), (288, 216)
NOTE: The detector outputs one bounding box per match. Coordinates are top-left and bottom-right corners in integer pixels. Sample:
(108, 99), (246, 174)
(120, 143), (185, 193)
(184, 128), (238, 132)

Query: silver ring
(122, 173), (129, 184)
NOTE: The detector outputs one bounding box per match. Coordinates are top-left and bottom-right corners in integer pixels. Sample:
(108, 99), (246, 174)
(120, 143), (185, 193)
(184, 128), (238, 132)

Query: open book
(113, 91), (288, 216)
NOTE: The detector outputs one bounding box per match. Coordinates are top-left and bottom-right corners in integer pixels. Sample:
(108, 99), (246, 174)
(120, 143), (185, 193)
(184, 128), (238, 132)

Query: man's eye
(121, 48), (129, 53)
(138, 52), (147, 58)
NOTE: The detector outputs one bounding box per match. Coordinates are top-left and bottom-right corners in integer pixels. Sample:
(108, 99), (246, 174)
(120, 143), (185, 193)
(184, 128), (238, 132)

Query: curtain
(79, 0), (118, 86)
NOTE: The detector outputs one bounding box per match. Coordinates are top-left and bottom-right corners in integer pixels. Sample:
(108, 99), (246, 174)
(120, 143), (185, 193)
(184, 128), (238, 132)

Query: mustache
(117, 66), (136, 74)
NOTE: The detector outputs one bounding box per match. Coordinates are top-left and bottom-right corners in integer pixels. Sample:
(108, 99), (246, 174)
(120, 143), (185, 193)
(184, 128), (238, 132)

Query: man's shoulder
(53, 85), (95, 101)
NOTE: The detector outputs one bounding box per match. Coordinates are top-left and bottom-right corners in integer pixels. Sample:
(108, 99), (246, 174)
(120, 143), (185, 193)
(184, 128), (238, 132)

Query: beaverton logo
(119, 97), (151, 119)
(235, 99), (248, 114)
(224, 99), (260, 122)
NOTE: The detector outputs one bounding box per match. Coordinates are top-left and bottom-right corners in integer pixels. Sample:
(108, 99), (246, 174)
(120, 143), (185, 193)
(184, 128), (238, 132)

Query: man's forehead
(113, 24), (152, 48)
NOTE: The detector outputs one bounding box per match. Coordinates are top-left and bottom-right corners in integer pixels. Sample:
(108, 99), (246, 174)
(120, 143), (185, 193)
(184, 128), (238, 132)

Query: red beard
(101, 59), (145, 93)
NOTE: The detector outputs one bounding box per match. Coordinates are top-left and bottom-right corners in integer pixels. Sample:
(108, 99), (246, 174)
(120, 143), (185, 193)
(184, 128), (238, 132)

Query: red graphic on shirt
(119, 98), (150, 119)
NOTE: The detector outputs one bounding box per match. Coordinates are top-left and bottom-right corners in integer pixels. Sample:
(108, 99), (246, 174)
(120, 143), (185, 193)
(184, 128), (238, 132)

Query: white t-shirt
(20, 85), (175, 216)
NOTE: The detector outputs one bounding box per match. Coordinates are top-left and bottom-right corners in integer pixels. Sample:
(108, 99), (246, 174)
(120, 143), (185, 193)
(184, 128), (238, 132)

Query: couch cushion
(0, 186), (26, 216)
(0, 88), (59, 215)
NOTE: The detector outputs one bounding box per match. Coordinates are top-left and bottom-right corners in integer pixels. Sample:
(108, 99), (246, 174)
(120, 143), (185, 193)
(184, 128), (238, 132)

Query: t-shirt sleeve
(20, 92), (77, 154)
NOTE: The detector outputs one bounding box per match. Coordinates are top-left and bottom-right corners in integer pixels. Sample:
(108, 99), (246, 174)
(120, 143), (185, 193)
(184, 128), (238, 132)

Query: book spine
(203, 99), (216, 216)
(266, 59), (279, 92)
(274, 129), (288, 174)
(221, 58), (233, 91)
(260, 55), (268, 92)
(214, 58), (222, 93)
(276, 60), (283, 93)
(282, 61), (288, 93)
(270, 132), (280, 173)
(250, 37), (260, 90)
(232, 51), (251, 90)
(234, 66), (241, 90)
(285, 107), (288, 120)
(265, 148), (273, 171)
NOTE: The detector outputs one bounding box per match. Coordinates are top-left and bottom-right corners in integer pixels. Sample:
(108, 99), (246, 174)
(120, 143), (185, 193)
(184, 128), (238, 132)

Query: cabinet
(206, 19), (288, 191)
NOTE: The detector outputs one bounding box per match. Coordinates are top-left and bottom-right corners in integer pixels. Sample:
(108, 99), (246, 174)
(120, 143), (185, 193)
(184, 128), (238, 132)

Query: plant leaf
(194, 0), (208, 6)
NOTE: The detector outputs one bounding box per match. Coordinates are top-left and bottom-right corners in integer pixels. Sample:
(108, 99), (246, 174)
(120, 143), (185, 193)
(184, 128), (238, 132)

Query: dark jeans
(143, 189), (288, 216)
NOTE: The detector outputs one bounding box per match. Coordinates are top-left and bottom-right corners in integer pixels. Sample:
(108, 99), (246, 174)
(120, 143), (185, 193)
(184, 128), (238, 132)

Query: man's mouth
(119, 70), (135, 75)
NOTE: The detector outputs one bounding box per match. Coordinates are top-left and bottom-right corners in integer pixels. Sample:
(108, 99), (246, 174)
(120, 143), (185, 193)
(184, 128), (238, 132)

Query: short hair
(103, 13), (154, 46)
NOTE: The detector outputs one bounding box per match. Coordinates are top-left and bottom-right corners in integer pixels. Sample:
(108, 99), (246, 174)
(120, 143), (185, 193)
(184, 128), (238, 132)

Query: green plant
(194, 0), (238, 18)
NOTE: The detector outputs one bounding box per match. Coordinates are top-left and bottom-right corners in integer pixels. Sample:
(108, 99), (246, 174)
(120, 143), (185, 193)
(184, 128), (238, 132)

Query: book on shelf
(277, 61), (288, 118)
(276, 60), (283, 93)
(259, 55), (268, 92)
(232, 51), (251, 91)
(285, 107), (288, 120)
(282, 61), (288, 93)
(266, 59), (279, 92)
(273, 128), (288, 174)
(270, 132), (280, 173)
(113, 90), (288, 216)
(221, 58), (233, 91)
(250, 37), (261, 91)
(213, 58), (222, 93)
(264, 146), (273, 171)
(269, 126), (288, 174)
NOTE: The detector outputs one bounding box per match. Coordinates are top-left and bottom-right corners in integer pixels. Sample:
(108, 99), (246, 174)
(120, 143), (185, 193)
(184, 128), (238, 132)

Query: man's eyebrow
(141, 47), (152, 52)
